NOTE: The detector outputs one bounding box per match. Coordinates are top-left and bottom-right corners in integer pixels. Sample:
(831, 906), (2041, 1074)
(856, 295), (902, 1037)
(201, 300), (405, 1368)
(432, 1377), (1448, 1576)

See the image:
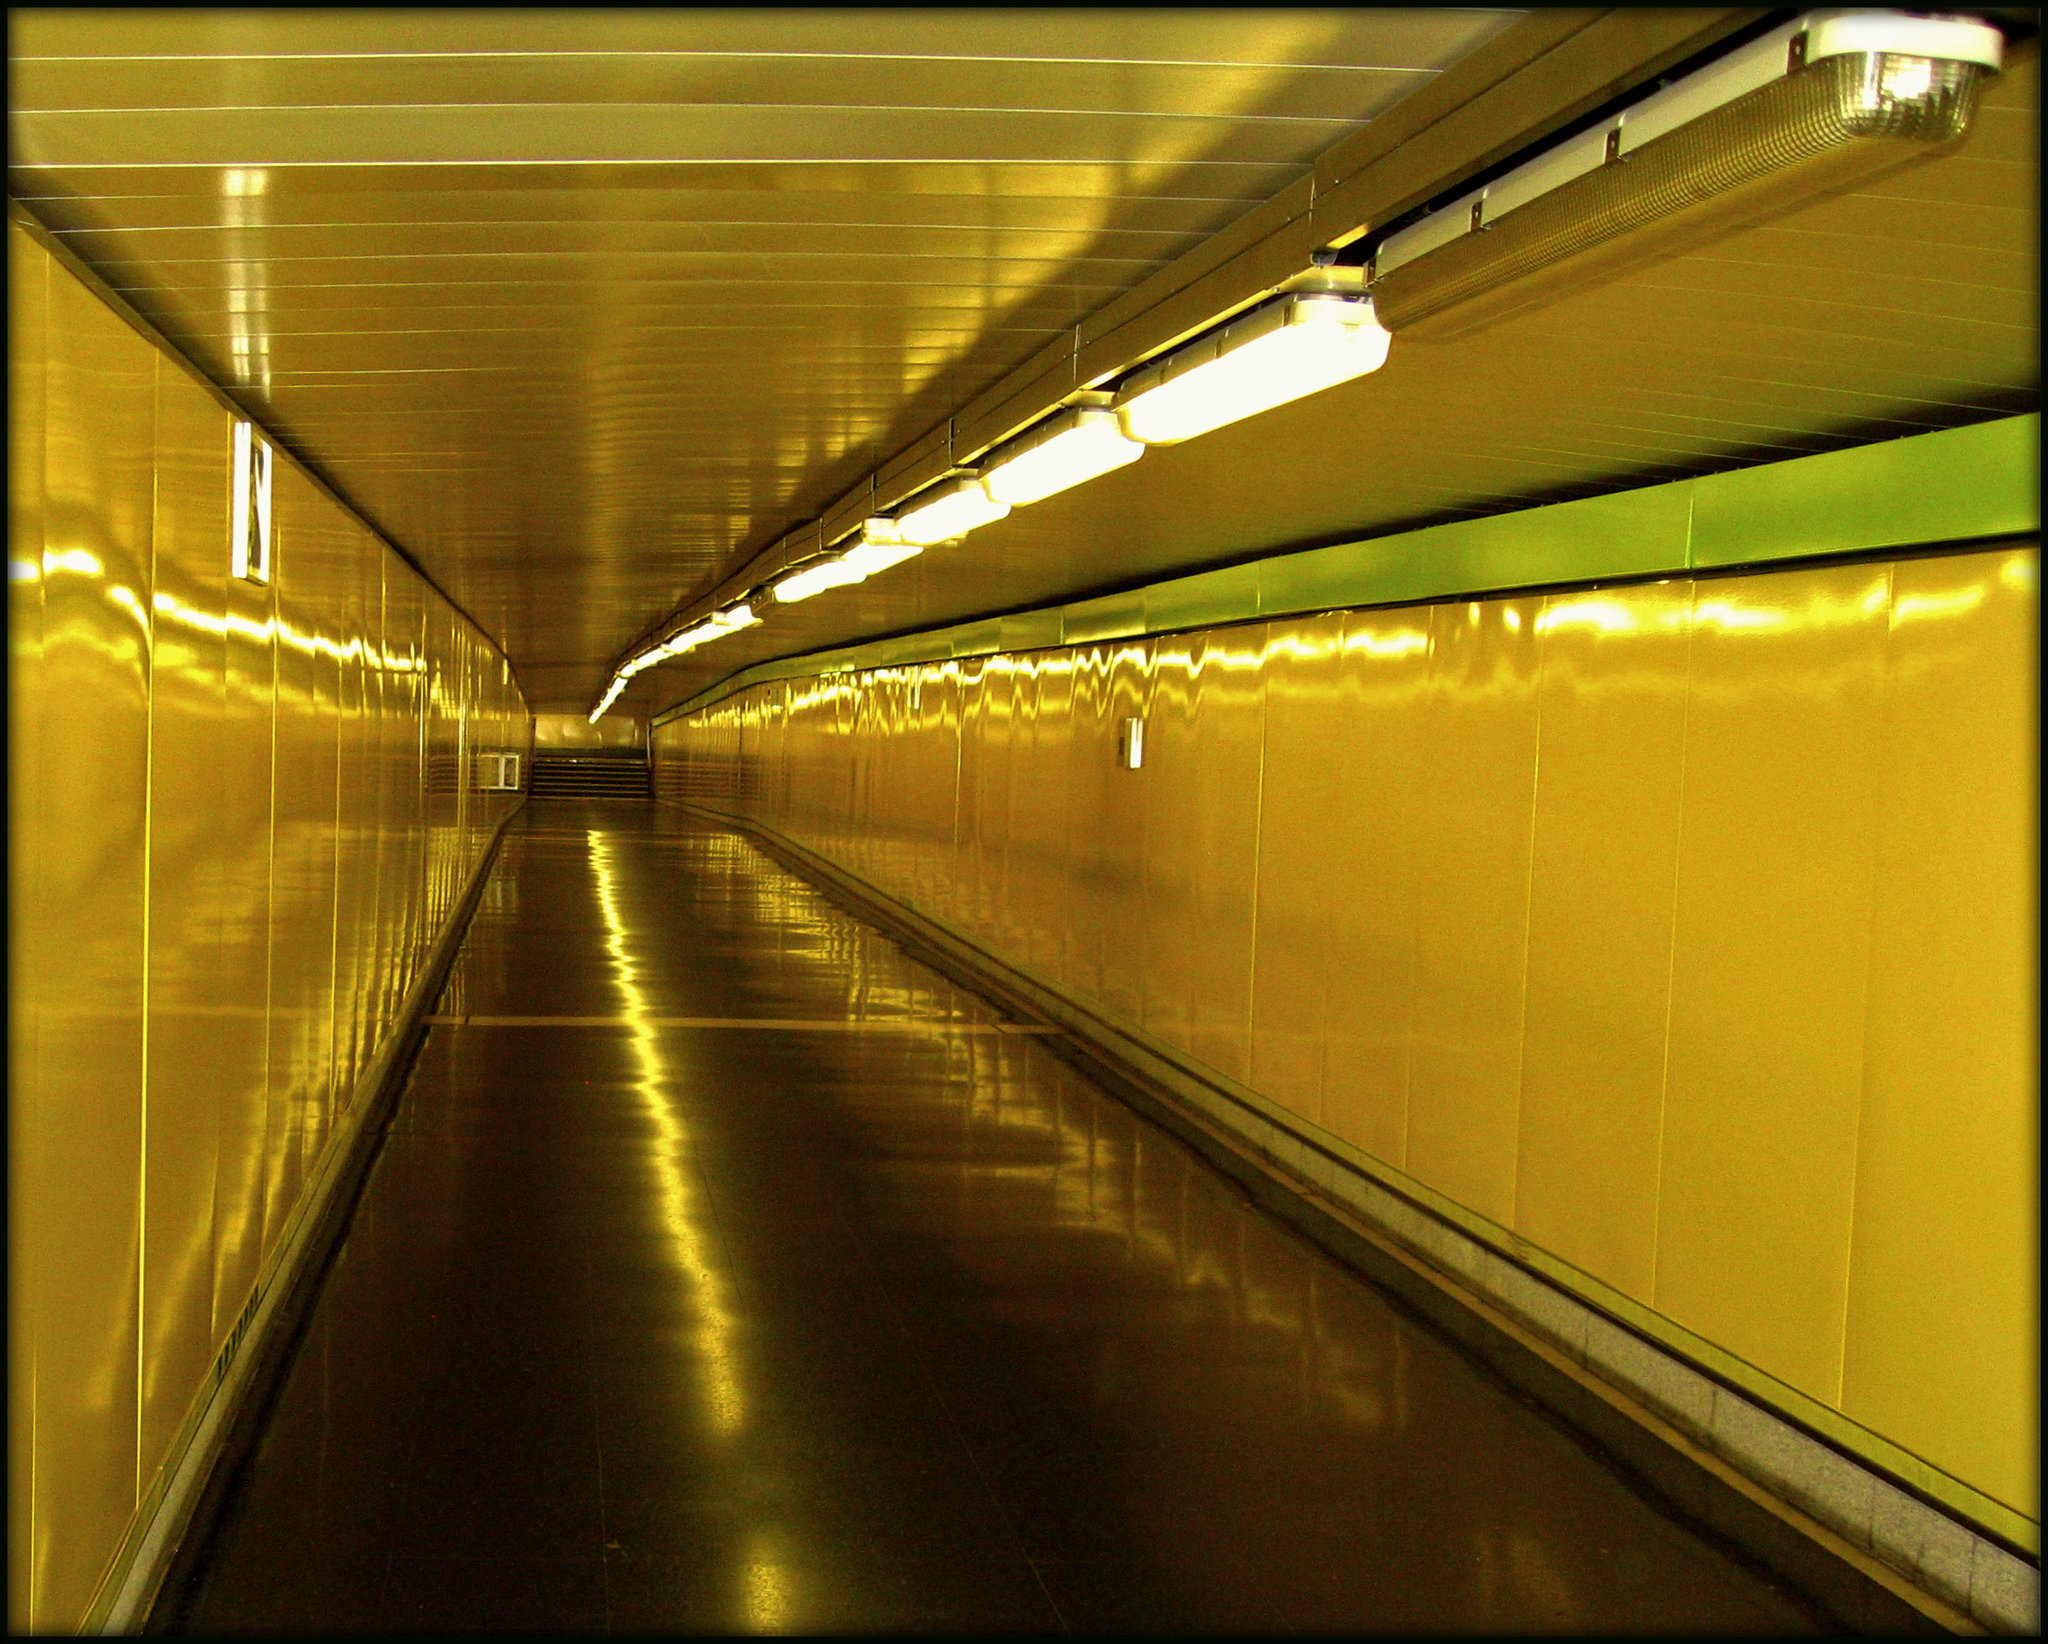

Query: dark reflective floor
(162, 802), (1821, 1634)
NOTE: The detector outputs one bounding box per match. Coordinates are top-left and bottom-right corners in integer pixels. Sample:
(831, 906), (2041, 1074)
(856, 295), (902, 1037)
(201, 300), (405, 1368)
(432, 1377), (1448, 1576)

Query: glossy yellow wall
(7, 221), (529, 1635)
(656, 546), (2038, 1526)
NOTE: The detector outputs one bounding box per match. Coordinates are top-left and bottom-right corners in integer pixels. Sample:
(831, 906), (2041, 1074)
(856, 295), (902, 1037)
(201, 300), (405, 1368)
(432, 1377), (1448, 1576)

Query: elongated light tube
(1366, 9), (2003, 340)
(893, 478), (1009, 547)
(840, 518), (923, 577)
(775, 520), (923, 604)
(774, 555), (864, 603)
(591, 604), (759, 720)
(661, 603), (759, 654)
(1113, 294), (1391, 446)
(981, 408), (1144, 506)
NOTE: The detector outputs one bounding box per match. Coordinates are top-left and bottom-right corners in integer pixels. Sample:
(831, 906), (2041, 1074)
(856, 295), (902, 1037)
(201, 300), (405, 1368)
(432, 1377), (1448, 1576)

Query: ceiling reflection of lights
(1113, 294), (1392, 446)
(980, 407), (1144, 506)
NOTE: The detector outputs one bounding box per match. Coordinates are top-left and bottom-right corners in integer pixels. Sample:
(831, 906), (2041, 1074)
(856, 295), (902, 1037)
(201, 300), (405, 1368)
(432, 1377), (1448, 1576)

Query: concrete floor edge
(684, 802), (2039, 1638)
(120, 803), (528, 1638)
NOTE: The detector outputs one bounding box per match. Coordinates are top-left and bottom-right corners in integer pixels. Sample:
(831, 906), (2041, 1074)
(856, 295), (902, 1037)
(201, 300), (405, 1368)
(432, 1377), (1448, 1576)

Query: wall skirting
(688, 801), (2040, 1637)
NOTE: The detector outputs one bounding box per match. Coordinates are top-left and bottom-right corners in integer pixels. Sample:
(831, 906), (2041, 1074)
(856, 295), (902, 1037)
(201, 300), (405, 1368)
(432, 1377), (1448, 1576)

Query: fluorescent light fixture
(655, 603), (760, 656)
(840, 518), (924, 577)
(981, 408), (1144, 506)
(893, 479), (1010, 547)
(593, 600), (762, 719)
(775, 523), (923, 604)
(1113, 294), (1391, 446)
(1367, 8), (2004, 340)
(774, 555), (865, 603)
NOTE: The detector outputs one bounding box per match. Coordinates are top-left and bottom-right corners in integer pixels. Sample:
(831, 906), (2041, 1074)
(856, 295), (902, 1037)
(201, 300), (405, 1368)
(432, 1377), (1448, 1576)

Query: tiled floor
(157, 802), (1822, 1633)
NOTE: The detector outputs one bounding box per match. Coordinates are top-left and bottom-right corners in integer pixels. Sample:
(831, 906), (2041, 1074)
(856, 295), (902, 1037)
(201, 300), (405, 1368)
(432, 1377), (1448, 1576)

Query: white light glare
(775, 521), (924, 604)
(893, 479), (1010, 547)
(657, 602), (761, 656)
(229, 421), (273, 584)
(1115, 294), (1391, 446)
(774, 556), (865, 603)
(981, 408), (1144, 506)
(840, 518), (924, 578)
(593, 603), (759, 719)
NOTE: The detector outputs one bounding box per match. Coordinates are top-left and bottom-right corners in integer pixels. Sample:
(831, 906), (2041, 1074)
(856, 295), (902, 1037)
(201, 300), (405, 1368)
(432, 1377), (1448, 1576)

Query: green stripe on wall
(656, 413), (2039, 726)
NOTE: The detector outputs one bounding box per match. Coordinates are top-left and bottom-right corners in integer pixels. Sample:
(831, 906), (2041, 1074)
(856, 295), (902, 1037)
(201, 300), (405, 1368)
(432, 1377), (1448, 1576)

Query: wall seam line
(135, 358), (162, 1511)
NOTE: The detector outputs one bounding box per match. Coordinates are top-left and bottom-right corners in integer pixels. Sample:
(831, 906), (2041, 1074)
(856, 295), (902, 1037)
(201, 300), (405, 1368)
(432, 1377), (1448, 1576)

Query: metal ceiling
(695, 46), (2040, 673)
(9, 6), (1528, 709)
(625, 30), (2040, 713)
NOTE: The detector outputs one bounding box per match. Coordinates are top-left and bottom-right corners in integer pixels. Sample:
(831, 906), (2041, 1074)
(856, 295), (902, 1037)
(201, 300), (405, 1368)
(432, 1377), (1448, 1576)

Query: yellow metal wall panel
(259, 534), (311, 1260)
(1656, 562), (1891, 1404)
(979, 655), (1019, 955)
(1022, 650), (1075, 987)
(854, 675), (883, 888)
(423, 600), (458, 933)
(1318, 606), (1432, 1168)
(1842, 547), (2039, 1517)
(12, 226), (528, 1633)
(306, 511), (360, 1172)
(1247, 614), (1344, 1126)
(353, 534), (389, 1081)
(211, 525), (276, 1348)
(659, 536), (2034, 1529)
(404, 578), (432, 988)
(1514, 582), (1692, 1302)
(371, 557), (402, 1045)
(953, 658), (993, 946)
(1100, 643), (1157, 1030)
(363, 553), (394, 1048)
(1140, 638), (1199, 1057)
(8, 224), (50, 1638)
(1003, 656), (1049, 976)
(32, 261), (156, 1626)
(264, 465), (343, 1260)
(892, 669), (933, 917)
(139, 365), (232, 1493)
(1186, 628), (1266, 1086)
(1405, 598), (1542, 1226)
(1058, 646), (1112, 1002)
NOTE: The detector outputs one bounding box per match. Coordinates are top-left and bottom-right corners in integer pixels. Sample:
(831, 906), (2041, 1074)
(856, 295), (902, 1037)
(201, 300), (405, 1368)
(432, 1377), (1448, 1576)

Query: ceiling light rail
(588, 7), (2007, 718)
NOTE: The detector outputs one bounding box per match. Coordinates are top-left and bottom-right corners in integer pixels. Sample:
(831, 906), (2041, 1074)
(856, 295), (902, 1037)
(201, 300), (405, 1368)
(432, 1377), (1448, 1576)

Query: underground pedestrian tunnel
(8, 8), (2039, 1634)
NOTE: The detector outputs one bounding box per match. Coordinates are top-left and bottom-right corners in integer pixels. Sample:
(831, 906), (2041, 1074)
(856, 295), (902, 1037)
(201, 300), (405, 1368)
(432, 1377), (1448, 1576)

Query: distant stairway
(529, 748), (653, 800)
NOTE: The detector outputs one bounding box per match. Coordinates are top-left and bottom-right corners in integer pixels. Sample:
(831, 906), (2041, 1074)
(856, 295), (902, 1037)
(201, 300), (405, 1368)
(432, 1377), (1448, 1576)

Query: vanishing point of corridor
(158, 802), (1816, 1634)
